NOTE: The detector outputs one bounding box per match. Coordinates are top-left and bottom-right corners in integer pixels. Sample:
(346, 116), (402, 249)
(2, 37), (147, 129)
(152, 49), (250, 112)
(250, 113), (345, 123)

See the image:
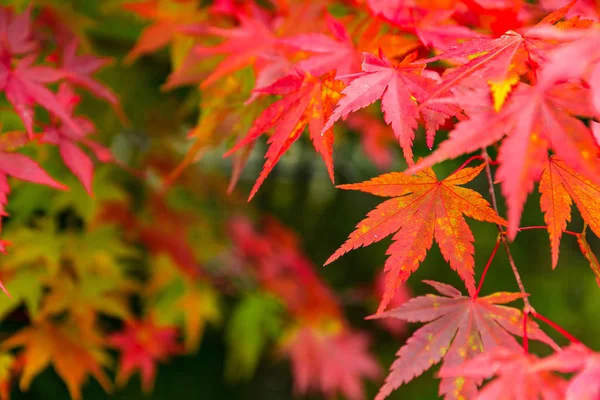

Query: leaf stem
(475, 235), (501, 297)
(530, 311), (580, 344)
(519, 226), (580, 237)
(481, 149), (532, 310)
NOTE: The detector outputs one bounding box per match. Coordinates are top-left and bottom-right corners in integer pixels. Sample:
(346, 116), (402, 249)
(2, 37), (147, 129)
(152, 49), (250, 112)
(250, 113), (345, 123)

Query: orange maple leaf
(539, 156), (600, 268)
(1, 321), (111, 400)
(325, 164), (506, 312)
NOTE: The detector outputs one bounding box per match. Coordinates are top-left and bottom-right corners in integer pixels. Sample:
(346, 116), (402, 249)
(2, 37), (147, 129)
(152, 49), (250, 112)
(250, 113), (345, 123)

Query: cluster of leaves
(0, 4), (119, 258)
(0, 3), (397, 400)
(122, 0), (600, 398)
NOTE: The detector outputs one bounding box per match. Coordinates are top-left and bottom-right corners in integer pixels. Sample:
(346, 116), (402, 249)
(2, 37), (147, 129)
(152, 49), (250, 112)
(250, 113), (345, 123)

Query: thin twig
(481, 149), (532, 309)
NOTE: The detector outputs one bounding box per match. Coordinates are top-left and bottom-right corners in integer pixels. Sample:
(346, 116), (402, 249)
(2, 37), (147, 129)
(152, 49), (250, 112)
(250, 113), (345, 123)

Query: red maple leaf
(283, 327), (380, 400)
(108, 317), (181, 392)
(192, 12), (278, 89)
(417, 5), (584, 110)
(58, 39), (119, 107)
(536, 343), (600, 400)
(42, 83), (110, 195)
(0, 6), (36, 58)
(322, 50), (459, 163)
(224, 70), (344, 200)
(0, 54), (83, 138)
(371, 281), (558, 400)
(325, 164), (506, 311)
(280, 14), (361, 78)
(440, 346), (567, 399)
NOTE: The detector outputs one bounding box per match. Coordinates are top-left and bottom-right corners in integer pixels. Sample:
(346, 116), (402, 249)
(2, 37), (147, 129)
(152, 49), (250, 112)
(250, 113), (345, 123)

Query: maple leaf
(321, 50), (459, 163)
(225, 292), (282, 380)
(38, 273), (132, 333)
(0, 268), (45, 321)
(58, 39), (119, 106)
(371, 281), (558, 400)
(536, 343), (600, 400)
(381, 7), (485, 51)
(417, 10), (584, 111)
(539, 156), (600, 268)
(1, 321), (111, 400)
(0, 53), (83, 138)
(325, 164), (506, 311)
(440, 346), (567, 400)
(108, 317), (181, 392)
(147, 255), (221, 352)
(123, 0), (203, 63)
(42, 83), (104, 195)
(280, 14), (361, 78)
(191, 11), (278, 89)
(0, 6), (36, 58)
(408, 81), (600, 239)
(224, 70), (344, 200)
(282, 326), (380, 400)
(577, 229), (600, 287)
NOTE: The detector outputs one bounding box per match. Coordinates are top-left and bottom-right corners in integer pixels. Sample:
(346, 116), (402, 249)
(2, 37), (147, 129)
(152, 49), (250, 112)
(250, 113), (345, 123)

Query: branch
(481, 149), (532, 310)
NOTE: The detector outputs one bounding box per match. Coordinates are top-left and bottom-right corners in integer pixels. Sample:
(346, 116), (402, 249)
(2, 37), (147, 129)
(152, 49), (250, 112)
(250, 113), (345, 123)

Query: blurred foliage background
(0, 1), (599, 399)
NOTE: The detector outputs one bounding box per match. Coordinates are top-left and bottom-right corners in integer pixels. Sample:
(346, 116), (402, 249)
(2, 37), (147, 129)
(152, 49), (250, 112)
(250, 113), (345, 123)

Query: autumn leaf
(191, 12), (278, 89)
(108, 317), (181, 392)
(539, 156), (600, 268)
(280, 14), (361, 78)
(0, 54), (82, 138)
(408, 81), (600, 239)
(224, 70), (344, 200)
(282, 326), (380, 400)
(371, 281), (558, 400)
(38, 273), (132, 332)
(416, 9), (583, 109)
(322, 50), (459, 163)
(0, 6), (36, 57)
(147, 255), (221, 352)
(577, 231), (600, 287)
(123, 0), (204, 64)
(326, 164), (506, 311)
(535, 343), (600, 400)
(1, 321), (111, 400)
(440, 346), (567, 400)
(42, 83), (101, 195)
(0, 268), (46, 321)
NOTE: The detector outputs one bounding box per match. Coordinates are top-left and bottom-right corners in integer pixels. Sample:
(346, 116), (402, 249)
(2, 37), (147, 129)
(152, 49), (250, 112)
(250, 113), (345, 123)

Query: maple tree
(0, 0), (599, 399)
